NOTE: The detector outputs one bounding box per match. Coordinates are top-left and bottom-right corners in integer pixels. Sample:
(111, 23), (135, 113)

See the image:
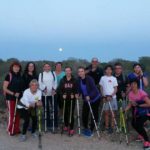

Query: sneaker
(136, 135), (144, 142)
(69, 130), (75, 136)
(32, 133), (38, 138)
(19, 135), (27, 142)
(82, 129), (93, 137)
(143, 141), (150, 150)
(63, 127), (68, 132)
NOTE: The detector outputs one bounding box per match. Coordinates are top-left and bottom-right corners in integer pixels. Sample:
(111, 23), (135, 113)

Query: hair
(24, 62), (37, 76)
(129, 78), (140, 88)
(114, 62), (122, 67)
(65, 66), (72, 71)
(78, 66), (85, 71)
(29, 79), (39, 87)
(55, 62), (62, 67)
(133, 63), (142, 69)
(104, 64), (113, 71)
(9, 61), (22, 74)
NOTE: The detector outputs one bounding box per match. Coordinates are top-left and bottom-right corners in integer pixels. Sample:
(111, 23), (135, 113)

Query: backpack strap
(9, 72), (12, 83)
(51, 71), (56, 81)
(41, 73), (43, 83)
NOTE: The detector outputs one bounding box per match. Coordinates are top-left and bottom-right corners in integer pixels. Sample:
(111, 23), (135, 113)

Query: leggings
(132, 116), (150, 141)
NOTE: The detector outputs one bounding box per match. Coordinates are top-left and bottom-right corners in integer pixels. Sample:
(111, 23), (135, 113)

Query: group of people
(2, 57), (150, 150)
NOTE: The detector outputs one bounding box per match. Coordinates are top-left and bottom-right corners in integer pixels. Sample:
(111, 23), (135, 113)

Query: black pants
(63, 99), (75, 130)
(42, 95), (58, 128)
(18, 108), (37, 135)
(132, 116), (150, 141)
(82, 100), (100, 131)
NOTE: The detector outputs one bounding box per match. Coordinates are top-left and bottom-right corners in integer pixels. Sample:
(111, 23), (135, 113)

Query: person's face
(92, 60), (99, 68)
(30, 83), (38, 92)
(56, 64), (62, 72)
(134, 65), (142, 74)
(115, 65), (123, 75)
(131, 82), (138, 91)
(78, 69), (85, 78)
(13, 65), (20, 73)
(28, 63), (35, 73)
(43, 64), (51, 72)
(105, 67), (112, 76)
(65, 68), (72, 76)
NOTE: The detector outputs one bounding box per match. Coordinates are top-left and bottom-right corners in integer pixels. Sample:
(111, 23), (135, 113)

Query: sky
(0, 0), (150, 62)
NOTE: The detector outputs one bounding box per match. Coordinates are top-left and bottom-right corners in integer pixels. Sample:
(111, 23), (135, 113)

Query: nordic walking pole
(87, 101), (100, 139)
(98, 102), (106, 130)
(38, 107), (42, 149)
(44, 94), (47, 132)
(61, 95), (66, 135)
(11, 97), (19, 135)
(108, 101), (119, 133)
(76, 98), (81, 136)
(52, 95), (55, 133)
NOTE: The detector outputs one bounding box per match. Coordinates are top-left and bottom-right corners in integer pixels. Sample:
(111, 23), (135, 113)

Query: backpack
(41, 71), (56, 82)
(3, 73), (12, 96)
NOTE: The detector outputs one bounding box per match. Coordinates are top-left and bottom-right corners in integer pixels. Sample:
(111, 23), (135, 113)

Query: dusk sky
(0, 0), (150, 62)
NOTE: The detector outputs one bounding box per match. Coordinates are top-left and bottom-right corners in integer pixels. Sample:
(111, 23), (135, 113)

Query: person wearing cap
(85, 58), (103, 88)
(128, 63), (148, 90)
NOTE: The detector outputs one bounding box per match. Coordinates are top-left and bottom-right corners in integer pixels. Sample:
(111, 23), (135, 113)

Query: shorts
(103, 98), (118, 111)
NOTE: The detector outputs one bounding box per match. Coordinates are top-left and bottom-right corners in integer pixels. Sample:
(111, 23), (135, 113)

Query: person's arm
(38, 73), (46, 91)
(3, 81), (14, 96)
(138, 97), (150, 108)
(53, 72), (58, 90)
(143, 76), (149, 87)
(112, 86), (118, 97)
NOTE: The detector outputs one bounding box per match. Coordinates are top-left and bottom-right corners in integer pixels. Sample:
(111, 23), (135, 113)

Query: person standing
(58, 67), (78, 136)
(78, 67), (101, 137)
(22, 62), (38, 91)
(38, 63), (58, 131)
(3, 61), (23, 136)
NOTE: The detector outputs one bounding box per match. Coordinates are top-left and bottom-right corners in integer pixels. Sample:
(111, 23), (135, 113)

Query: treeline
(0, 56), (150, 80)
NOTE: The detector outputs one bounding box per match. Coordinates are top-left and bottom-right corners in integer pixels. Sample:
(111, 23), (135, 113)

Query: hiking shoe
(136, 135), (144, 142)
(19, 135), (27, 142)
(63, 127), (68, 132)
(143, 141), (150, 150)
(32, 133), (38, 138)
(82, 129), (93, 137)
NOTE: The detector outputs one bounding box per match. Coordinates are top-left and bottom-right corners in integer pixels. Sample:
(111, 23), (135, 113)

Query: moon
(59, 48), (63, 52)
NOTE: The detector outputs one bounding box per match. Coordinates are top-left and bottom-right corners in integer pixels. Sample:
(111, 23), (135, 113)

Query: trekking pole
(69, 96), (73, 136)
(52, 95), (55, 133)
(11, 97), (19, 135)
(61, 96), (66, 135)
(44, 94), (47, 132)
(76, 98), (81, 136)
(108, 101), (119, 133)
(119, 100), (129, 145)
(38, 107), (42, 149)
(87, 101), (100, 139)
(98, 102), (106, 131)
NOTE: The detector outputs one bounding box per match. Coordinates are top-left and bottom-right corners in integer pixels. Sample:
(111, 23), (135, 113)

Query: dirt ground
(0, 109), (143, 150)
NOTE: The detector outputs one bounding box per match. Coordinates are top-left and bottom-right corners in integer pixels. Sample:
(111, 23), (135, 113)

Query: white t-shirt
(17, 88), (42, 109)
(99, 75), (118, 98)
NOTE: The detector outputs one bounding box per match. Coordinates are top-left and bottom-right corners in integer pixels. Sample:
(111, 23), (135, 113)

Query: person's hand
(63, 94), (67, 100)
(43, 87), (47, 95)
(121, 92), (126, 98)
(36, 101), (42, 107)
(106, 96), (112, 101)
(75, 94), (79, 99)
(86, 96), (90, 101)
(29, 103), (35, 108)
(14, 93), (20, 98)
(131, 101), (138, 107)
(52, 89), (56, 96)
(71, 94), (74, 99)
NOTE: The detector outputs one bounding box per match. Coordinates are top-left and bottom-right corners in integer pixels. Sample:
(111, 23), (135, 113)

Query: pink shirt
(129, 90), (148, 102)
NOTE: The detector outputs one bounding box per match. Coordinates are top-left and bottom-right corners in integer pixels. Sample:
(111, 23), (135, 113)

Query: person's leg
(64, 100), (69, 128)
(103, 102), (110, 129)
(90, 100), (100, 131)
(54, 95), (58, 128)
(132, 116), (149, 142)
(47, 96), (51, 127)
(31, 109), (37, 134)
(19, 109), (30, 135)
(70, 100), (75, 130)
(82, 102), (89, 129)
